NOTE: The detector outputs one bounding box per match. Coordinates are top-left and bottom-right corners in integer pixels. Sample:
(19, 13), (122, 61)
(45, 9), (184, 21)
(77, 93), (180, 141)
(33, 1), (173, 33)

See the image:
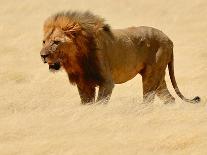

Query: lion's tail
(168, 53), (200, 103)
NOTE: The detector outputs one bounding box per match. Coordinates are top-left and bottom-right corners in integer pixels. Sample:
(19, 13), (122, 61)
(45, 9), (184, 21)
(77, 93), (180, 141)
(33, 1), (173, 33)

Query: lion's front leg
(77, 85), (96, 104)
(97, 81), (114, 104)
(95, 49), (114, 103)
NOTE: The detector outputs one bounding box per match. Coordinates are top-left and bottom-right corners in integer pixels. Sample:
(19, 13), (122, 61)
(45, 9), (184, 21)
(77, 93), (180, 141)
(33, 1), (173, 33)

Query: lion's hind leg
(141, 66), (158, 104)
(156, 79), (175, 104)
(141, 66), (174, 104)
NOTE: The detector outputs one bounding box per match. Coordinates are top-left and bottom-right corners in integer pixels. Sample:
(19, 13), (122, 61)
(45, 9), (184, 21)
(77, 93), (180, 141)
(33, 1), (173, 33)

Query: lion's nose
(41, 54), (49, 63)
(41, 54), (49, 59)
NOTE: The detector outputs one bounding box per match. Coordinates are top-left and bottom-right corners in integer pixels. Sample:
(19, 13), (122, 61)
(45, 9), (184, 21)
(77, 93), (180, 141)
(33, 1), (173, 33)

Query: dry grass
(1, 0), (207, 154)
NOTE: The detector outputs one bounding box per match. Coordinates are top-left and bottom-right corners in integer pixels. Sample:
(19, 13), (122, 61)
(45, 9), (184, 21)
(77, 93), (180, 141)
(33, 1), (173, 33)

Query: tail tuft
(192, 96), (201, 103)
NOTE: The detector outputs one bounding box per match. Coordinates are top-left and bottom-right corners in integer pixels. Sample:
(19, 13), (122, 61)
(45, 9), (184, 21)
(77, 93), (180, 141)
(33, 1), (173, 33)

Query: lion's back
(112, 26), (173, 47)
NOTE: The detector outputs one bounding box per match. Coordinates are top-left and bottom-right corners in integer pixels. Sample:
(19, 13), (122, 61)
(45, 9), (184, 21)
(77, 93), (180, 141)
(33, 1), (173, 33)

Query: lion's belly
(111, 63), (144, 84)
(107, 46), (144, 84)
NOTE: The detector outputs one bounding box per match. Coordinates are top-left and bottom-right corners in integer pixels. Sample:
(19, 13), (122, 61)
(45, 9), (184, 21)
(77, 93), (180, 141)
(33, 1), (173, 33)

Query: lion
(40, 11), (200, 104)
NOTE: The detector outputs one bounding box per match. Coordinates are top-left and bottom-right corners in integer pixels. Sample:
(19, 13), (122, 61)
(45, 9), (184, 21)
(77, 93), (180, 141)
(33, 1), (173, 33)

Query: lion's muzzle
(41, 54), (49, 63)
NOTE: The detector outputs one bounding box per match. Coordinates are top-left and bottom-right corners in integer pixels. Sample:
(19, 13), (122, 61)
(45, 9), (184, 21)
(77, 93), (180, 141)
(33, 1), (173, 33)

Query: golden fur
(40, 11), (200, 104)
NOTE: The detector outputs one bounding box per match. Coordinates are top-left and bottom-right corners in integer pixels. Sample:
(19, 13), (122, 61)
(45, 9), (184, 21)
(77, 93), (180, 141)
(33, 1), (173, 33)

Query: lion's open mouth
(49, 62), (61, 70)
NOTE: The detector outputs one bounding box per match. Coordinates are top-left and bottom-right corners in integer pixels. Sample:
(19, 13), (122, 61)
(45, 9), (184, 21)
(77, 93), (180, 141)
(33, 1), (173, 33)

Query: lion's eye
(43, 40), (45, 44)
(53, 40), (61, 45)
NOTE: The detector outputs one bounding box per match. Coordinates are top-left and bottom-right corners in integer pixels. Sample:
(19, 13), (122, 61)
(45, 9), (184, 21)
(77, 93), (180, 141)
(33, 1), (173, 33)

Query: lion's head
(40, 11), (110, 86)
(40, 15), (82, 72)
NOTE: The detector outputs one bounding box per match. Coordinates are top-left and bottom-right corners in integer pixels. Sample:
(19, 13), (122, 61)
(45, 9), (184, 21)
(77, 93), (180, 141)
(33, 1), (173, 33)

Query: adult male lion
(40, 11), (200, 104)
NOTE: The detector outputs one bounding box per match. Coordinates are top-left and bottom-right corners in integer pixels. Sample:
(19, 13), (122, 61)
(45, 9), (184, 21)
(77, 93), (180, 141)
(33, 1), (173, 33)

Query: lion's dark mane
(49, 11), (114, 88)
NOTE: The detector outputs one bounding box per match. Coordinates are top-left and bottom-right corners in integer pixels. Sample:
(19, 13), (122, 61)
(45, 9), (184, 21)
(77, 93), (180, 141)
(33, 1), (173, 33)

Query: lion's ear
(64, 23), (81, 38)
